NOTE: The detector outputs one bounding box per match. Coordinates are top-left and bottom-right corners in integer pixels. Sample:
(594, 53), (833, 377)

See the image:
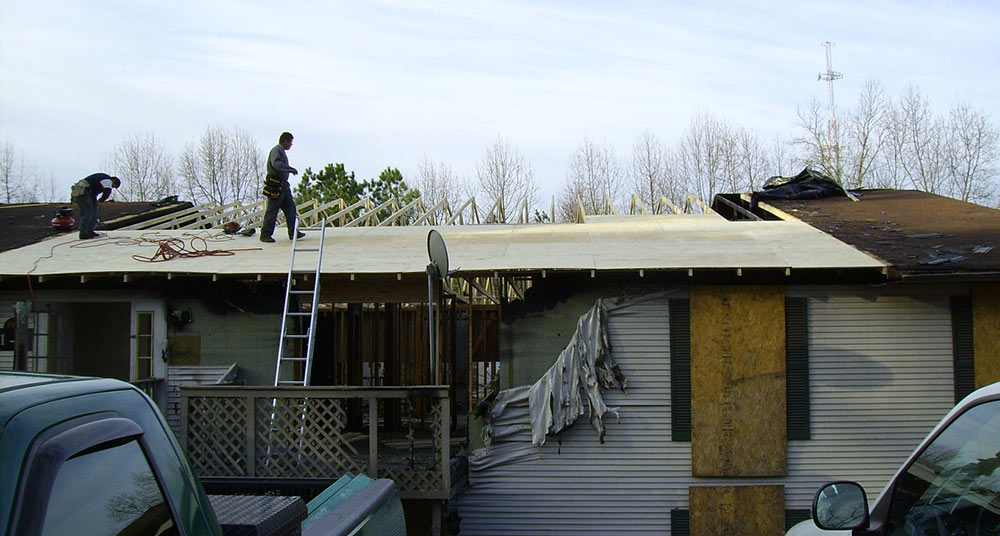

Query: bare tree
(792, 98), (842, 180)
(896, 86), (948, 193)
(629, 131), (674, 210)
(0, 140), (41, 203)
(560, 136), (624, 219)
(416, 155), (466, 221)
(178, 126), (264, 205)
(946, 102), (999, 204)
(766, 135), (799, 181)
(475, 136), (538, 222)
(674, 112), (731, 204)
(841, 79), (889, 189)
(726, 126), (771, 193)
(103, 132), (174, 202)
(872, 100), (909, 189)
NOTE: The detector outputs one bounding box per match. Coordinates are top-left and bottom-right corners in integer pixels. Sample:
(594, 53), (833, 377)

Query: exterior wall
(166, 299), (280, 386)
(459, 291), (677, 534)
(498, 289), (609, 389)
(0, 291), (167, 383)
(456, 285), (959, 535)
(0, 292), (280, 387)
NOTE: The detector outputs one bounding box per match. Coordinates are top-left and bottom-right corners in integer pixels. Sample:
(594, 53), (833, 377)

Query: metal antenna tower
(818, 41), (843, 179)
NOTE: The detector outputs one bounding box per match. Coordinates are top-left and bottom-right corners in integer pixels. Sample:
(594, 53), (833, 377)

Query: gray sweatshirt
(267, 144), (297, 181)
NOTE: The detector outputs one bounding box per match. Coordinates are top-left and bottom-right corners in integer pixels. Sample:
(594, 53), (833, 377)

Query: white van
(788, 381), (1000, 535)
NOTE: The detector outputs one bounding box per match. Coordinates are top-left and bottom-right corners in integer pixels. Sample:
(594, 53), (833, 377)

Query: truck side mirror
(813, 481), (869, 530)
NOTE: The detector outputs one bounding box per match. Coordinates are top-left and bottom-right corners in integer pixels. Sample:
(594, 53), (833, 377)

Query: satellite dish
(427, 229), (449, 279)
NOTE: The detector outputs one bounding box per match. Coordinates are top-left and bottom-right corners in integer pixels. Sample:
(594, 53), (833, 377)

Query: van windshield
(887, 400), (1000, 536)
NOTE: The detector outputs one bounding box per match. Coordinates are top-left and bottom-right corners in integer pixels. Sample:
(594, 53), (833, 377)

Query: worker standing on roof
(71, 173), (120, 240)
(260, 131), (305, 243)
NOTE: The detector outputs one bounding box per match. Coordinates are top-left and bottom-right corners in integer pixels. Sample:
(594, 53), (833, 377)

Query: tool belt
(262, 176), (283, 199)
(71, 179), (89, 198)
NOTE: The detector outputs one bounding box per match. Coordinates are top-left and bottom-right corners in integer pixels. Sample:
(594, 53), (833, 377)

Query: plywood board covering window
(690, 285), (787, 477)
(690, 485), (785, 535)
(973, 284), (1000, 389)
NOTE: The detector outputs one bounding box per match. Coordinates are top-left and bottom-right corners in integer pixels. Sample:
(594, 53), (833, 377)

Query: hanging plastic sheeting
(483, 298), (627, 451)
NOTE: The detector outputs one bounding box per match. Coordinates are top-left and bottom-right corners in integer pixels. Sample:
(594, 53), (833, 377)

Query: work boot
(295, 231), (306, 239)
(260, 235), (275, 243)
(79, 232), (98, 239)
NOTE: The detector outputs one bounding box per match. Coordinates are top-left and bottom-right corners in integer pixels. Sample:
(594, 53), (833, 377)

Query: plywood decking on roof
(0, 214), (887, 277)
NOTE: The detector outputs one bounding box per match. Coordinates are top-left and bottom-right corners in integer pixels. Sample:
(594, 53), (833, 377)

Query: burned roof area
(762, 189), (1000, 276)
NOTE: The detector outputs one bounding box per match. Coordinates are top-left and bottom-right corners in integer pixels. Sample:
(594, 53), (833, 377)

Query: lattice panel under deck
(254, 397), (366, 478)
(186, 396), (248, 476)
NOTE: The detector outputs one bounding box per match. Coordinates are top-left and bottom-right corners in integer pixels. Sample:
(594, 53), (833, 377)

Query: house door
(71, 302), (130, 381)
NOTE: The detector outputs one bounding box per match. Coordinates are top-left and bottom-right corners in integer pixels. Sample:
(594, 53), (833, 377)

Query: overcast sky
(2, 0), (998, 204)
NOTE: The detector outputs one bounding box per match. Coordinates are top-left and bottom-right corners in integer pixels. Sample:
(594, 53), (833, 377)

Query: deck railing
(179, 385), (451, 499)
(131, 377), (165, 404)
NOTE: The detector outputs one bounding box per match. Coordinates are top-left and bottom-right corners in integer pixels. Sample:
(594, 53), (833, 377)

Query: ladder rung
(295, 248), (320, 252)
(291, 269), (315, 274)
(289, 290), (313, 294)
(284, 334), (309, 339)
(286, 312), (311, 316)
(280, 357), (308, 362)
(278, 380), (306, 385)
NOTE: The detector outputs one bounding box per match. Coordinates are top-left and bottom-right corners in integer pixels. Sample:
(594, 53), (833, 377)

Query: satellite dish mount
(426, 230), (449, 384)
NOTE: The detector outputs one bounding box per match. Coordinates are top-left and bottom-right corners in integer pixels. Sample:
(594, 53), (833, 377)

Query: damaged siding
(458, 293), (678, 534)
(456, 287), (957, 534)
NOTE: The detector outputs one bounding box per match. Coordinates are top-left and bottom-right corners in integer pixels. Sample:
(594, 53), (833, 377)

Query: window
(41, 439), (178, 536)
(136, 311), (154, 380)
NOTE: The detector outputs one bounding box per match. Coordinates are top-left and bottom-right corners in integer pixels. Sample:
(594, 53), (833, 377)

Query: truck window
(40, 439), (178, 536)
(886, 400), (1000, 535)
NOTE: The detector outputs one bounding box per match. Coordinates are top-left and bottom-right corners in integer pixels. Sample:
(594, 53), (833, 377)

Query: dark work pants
(261, 184), (298, 239)
(75, 189), (98, 237)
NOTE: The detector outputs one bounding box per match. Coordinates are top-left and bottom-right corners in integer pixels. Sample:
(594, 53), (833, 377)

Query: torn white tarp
(483, 298), (627, 449)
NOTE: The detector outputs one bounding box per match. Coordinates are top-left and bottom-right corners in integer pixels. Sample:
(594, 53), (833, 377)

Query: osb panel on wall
(690, 285), (787, 477)
(973, 284), (1000, 387)
(168, 335), (201, 366)
(690, 485), (785, 535)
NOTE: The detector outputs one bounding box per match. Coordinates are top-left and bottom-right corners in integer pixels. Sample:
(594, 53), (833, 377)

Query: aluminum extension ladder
(272, 218), (327, 387)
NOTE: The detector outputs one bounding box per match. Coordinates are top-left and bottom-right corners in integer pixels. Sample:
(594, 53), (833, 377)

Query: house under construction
(1, 184), (999, 535)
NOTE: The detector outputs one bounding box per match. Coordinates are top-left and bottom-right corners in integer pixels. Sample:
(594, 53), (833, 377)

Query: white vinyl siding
(455, 288), (957, 534)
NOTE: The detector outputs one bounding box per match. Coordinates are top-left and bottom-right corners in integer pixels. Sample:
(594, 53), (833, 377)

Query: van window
(887, 400), (1000, 535)
(40, 439), (178, 536)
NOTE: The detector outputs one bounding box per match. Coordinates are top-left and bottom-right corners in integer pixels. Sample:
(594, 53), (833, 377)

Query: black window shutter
(951, 295), (975, 403)
(670, 509), (689, 536)
(786, 509), (812, 531)
(786, 297), (810, 440)
(670, 299), (691, 442)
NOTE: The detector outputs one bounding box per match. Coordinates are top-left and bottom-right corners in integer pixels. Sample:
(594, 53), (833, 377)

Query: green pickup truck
(0, 372), (406, 536)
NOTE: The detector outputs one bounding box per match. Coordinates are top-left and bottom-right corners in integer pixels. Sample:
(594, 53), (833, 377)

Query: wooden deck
(179, 385), (454, 499)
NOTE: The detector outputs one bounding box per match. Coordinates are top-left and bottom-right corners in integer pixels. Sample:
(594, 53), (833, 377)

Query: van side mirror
(813, 481), (869, 530)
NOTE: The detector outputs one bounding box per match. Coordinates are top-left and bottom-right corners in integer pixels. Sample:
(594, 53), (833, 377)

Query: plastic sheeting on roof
(752, 167), (859, 205)
(482, 297), (627, 452)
